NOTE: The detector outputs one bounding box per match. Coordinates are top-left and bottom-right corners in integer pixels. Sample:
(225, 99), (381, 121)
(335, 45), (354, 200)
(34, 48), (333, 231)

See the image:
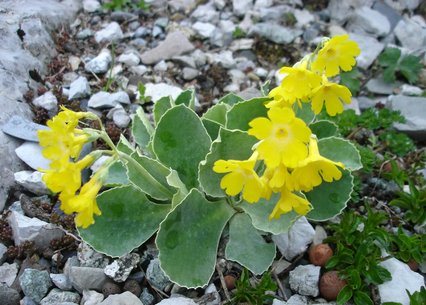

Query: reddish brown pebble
(309, 243), (333, 266)
(407, 260), (419, 272)
(123, 279), (142, 297)
(224, 274), (236, 290)
(319, 271), (347, 301)
(102, 282), (122, 297)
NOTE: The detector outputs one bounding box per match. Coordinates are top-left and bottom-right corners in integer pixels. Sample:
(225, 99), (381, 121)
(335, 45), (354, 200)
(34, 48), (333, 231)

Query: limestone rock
(32, 91), (58, 111)
(347, 6), (391, 37)
(349, 33), (384, 69)
(99, 291), (143, 305)
(0, 263), (18, 287)
(68, 76), (91, 100)
(95, 22), (123, 43)
(14, 171), (49, 195)
(104, 253), (140, 282)
(289, 264), (320, 297)
(85, 49), (112, 74)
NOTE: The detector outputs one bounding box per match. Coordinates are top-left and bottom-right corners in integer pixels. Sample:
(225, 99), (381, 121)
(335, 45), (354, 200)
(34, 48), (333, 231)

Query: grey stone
(172, 55), (196, 68)
(190, 2), (219, 23)
(130, 65), (148, 76)
(273, 294), (308, 305)
(50, 274), (72, 291)
(63, 71), (79, 85)
(272, 217), (315, 260)
(0, 263), (18, 287)
(32, 91), (58, 111)
(357, 96), (384, 110)
(0, 283), (20, 305)
(146, 258), (171, 291)
(372, 1), (402, 30)
(8, 210), (63, 249)
(210, 50), (235, 69)
(347, 6), (391, 37)
(349, 33), (384, 69)
(40, 289), (81, 305)
(68, 266), (109, 293)
(168, 0), (197, 13)
(152, 26), (163, 38)
(191, 49), (207, 67)
(366, 78), (400, 95)
(0, 243), (7, 264)
(82, 290), (104, 305)
(104, 253), (140, 282)
(153, 60), (168, 72)
(294, 9), (315, 28)
(233, 0), (253, 17)
(384, 0), (420, 11)
(312, 225), (328, 245)
(69, 76), (91, 100)
(140, 288), (154, 305)
(88, 92), (112, 108)
(182, 67), (199, 80)
(76, 28), (94, 40)
(387, 95), (426, 139)
(400, 84), (423, 96)
(140, 31), (194, 65)
(289, 264), (320, 297)
(237, 87), (262, 100)
(99, 291), (143, 305)
(156, 296), (197, 305)
(256, 5), (291, 22)
(394, 17), (426, 51)
(15, 141), (50, 170)
(2, 115), (48, 142)
(193, 21), (216, 39)
(14, 171), (49, 195)
(77, 242), (109, 268)
(107, 105), (131, 128)
(201, 283), (221, 305)
(118, 51), (140, 66)
(85, 49), (112, 74)
(327, 0), (373, 24)
(111, 11), (137, 22)
(378, 258), (425, 305)
(248, 23), (302, 44)
(95, 22), (124, 43)
(19, 269), (52, 303)
(83, 0), (101, 13)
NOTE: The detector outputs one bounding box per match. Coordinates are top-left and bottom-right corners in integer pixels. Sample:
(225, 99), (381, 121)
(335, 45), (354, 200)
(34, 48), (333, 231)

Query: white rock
(118, 51), (140, 66)
(32, 91), (58, 111)
(68, 76), (91, 100)
(85, 49), (112, 74)
(348, 6), (391, 37)
(99, 291), (143, 305)
(230, 38), (254, 51)
(83, 0), (101, 13)
(95, 22), (124, 43)
(366, 78), (400, 95)
(272, 217), (315, 260)
(0, 262), (18, 287)
(384, 0), (420, 11)
(349, 33), (384, 69)
(90, 155), (111, 173)
(107, 105), (131, 128)
(289, 264), (320, 297)
(50, 273), (72, 291)
(294, 9), (315, 28)
(255, 0), (273, 8)
(233, 0), (253, 17)
(203, 283), (221, 305)
(15, 142), (51, 170)
(154, 60), (168, 72)
(273, 294), (308, 305)
(312, 225), (328, 245)
(248, 23), (302, 44)
(378, 258), (425, 305)
(130, 65), (148, 76)
(82, 290), (105, 305)
(182, 67), (199, 80)
(7, 210), (63, 249)
(156, 296), (197, 305)
(255, 67), (268, 78)
(88, 91), (112, 108)
(144, 83), (183, 102)
(0, 243), (7, 264)
(110, 91), (131, 105)
(104, 253), (140, 282)
(191, 2), (219, 23)
(210, 50), (235, 69)
(394, 17), (426, 51)
(108, 64), (124, 78)
(14, 171), (49, 195)
(68, 266), (109, 293)
(400, 84), (423, 96)
(68, 56), (81, 71)
(77, 242), (109, 268)
(193, 21), (216, 39)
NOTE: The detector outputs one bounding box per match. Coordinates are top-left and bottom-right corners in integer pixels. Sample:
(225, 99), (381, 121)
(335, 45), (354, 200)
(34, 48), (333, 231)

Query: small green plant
(357, 144), (377, 173)
(383, 287), (426, 305)
(232, 27), (246, 39)
(379, 130), (416, 157)
(389, 227), (425, 264)
(228, 269), (277, 305)
(378, 48), (423, 84)
(103, 0), (149, 11)
(137, 83), (151, 104)
(104, 44), (116, 92)
(325, 206), (392, 305)
(340, 67), (361, 96)
(389, 180), (426, 226)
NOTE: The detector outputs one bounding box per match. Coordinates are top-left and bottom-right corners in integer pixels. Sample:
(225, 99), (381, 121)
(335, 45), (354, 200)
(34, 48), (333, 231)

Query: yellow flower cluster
(38, 107), (102, 228)
(213, 35), (360, 219)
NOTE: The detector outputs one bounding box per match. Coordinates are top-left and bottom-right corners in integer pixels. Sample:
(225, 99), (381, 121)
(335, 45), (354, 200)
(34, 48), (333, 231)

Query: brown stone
(319, 271), (347, 301)
(224, 274), (236, 290)
(309, 243), (333, 267)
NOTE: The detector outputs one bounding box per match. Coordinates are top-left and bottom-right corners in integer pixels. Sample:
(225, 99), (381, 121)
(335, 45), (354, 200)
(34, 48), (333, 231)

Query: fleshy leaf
(241, 194), (299, 235)
(104, 160), (129, 187)
(153, 104), (211, 189)
(203, 103), (228, 125)
(199, 128), (258, 197)
(225, 213), (276, 274)
(218, 93), (244, 106)
(226, 97), (269, 131)
(175, 89), (195, 110)
(153, 96), (173, 125)
(318, 137), (362, 170)
(132, 107), (154, 150)
(310, 120), (339, 139)
(293, 102), (315, 124)
(306, 170), (353, 221)
(202, 118), (222, 141)
(166, 170), (188, 208)
(79, 185), (170, 257)
(156, 189), (235, 288)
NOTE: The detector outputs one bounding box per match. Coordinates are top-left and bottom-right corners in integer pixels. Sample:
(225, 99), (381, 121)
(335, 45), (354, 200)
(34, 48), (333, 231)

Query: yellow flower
(278, 67), (321, 102)
(262, 163), (291, 190)
(267, 86), (293, 108)
(269, 187), (311, 220)
(290, 137), (344, 192)
(311, 80), (352, 116)
(312, 34), (361, 77)
(213, 156), (264, 203)
(248, 107), (311, 168)
(61, 176), (103, 228)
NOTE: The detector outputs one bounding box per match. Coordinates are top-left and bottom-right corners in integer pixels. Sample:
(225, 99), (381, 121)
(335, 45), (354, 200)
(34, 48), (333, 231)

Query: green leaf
(340, 68), (361, 96)
(156, 189), (235, 288)
(132, 107), (154, 150)
(202, 118), (222, 141)
(337, 285), (353, 305)
(202, 103), (228, 125)
(241, 193), (299, 235)
(293, 102), (315, 124)
(399, 55), (422, 84)
(79, 185), (170, 257)
(225, 214), (276, 275)
(218, 93), (244, 106)
(153, 96), (173, 125)
(104, 160), (129, 187)
(306, 170), (354, 221)
(226, 97), (269, 131)
(309, 120), (339, 139)
(153, 104), (211, 189)
(383, 66), (397, 83)
(318, 137), (362, 170)
(261, 80), (271, 96)
(117, 134), (135, 154)
(379, 48), (401, 67)
(199, 128), (258, 198)
(353, 291), (373, 305)
(127, 152), (175, 200)
(166, 170), (188, 208)
(175, 89), (195, 110)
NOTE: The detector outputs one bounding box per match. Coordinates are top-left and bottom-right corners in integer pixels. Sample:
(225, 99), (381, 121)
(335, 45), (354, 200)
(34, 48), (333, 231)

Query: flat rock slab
(2, 115), (48, 142)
